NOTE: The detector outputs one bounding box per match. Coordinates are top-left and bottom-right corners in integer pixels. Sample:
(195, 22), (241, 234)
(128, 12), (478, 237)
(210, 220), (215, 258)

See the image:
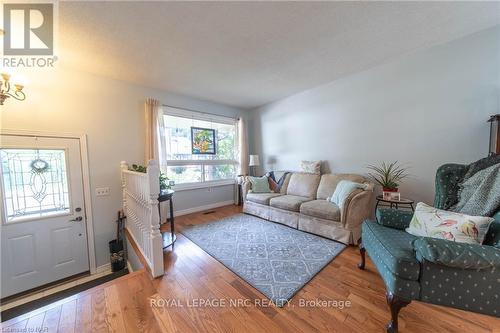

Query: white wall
(249, 26), (500, 205)
(0, 66), (245, 268)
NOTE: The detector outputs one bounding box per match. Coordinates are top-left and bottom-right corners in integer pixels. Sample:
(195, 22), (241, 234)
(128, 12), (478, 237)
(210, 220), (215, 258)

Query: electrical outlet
(95, 187), (110, 196)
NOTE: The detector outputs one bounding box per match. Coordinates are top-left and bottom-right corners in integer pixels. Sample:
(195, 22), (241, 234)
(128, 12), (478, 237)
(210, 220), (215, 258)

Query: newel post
(147, 159), (164, 277)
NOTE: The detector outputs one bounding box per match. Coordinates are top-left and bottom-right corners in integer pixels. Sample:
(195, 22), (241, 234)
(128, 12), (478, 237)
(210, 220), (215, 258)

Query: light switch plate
(95, 187), (110, 196)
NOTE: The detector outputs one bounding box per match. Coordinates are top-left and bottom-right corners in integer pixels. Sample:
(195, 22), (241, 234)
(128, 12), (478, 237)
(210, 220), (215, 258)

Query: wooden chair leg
(357, 239), (366, 270)
(386, 292), (410, 333)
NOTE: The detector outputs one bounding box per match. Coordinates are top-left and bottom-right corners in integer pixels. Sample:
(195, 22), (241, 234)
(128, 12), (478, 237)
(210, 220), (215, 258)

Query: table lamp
(249, 155), (260, 176)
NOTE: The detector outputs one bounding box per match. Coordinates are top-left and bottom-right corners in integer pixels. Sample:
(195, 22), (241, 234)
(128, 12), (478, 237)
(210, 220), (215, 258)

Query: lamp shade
(249, 155), (260, 167)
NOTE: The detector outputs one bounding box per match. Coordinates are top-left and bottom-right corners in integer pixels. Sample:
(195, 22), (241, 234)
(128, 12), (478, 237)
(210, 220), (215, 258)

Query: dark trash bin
(109, 239), (125, 272)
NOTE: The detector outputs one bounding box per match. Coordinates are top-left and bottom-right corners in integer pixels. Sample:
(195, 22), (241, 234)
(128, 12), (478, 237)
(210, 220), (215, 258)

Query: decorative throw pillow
(268, 177), (280, 193)
(406, 202), (494, 244)
(328, 180), (367, 208)
(300, 160), (321, 174)
(248, 176), (271, 193)
(266, 171), (291, 193)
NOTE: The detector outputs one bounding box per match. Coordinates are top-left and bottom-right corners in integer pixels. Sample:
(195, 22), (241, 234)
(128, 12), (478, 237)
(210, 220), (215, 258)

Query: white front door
(0, 135), (89, 298)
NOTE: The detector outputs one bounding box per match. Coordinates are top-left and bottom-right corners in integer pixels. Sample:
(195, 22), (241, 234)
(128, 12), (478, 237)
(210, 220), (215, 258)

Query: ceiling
(59, 2), (500, 109)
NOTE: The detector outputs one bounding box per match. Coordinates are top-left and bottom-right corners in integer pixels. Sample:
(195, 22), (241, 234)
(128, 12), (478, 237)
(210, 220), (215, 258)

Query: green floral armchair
(358, 163), (500, 333)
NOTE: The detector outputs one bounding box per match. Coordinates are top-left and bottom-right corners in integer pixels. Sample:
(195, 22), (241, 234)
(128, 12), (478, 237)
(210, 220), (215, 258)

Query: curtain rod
(162, 104), (240, 121)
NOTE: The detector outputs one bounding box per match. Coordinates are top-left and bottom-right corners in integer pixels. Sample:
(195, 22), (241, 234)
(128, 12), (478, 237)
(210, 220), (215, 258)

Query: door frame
(0, 129), (97, 274)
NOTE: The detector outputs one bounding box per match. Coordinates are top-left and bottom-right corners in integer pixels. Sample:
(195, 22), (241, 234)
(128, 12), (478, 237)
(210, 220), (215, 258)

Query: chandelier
(0, 73), (26, 105)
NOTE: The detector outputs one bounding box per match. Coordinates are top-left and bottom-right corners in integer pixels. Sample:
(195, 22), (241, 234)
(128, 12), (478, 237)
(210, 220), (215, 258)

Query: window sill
(173, 179), (236, 192)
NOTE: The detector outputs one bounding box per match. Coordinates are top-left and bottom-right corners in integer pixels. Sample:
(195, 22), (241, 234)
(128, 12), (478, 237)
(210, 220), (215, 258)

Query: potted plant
(367, 161), (409, 192)
(159, 172), (170, 190)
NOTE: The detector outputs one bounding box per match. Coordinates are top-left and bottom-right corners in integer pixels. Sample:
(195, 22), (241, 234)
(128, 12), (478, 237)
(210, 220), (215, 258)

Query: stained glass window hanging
(1, 149), (70, 222)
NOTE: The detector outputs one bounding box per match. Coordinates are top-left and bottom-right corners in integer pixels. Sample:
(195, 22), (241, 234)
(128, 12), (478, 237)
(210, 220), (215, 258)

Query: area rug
(181, 214), (346, 307)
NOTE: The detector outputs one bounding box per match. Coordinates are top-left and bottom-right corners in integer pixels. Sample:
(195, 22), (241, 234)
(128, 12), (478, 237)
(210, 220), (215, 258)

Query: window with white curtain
(163, 107), (238, 188)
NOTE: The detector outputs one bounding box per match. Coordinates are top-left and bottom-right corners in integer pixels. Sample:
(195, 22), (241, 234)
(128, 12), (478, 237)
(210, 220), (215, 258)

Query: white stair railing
(120, 160), (164, 278)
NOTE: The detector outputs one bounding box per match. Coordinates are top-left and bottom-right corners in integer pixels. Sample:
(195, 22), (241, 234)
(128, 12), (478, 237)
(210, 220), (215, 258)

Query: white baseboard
(127, 261), (133, 273)
(94, 263), (111, 275)
(174, 200), (235, 217)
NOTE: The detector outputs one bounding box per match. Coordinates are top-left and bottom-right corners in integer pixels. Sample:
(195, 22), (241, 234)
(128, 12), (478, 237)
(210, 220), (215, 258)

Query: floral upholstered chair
(358, 163), (500, 333)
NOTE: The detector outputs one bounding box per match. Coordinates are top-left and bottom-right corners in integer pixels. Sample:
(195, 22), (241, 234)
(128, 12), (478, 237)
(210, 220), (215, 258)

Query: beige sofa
(242, 172), (374, 245)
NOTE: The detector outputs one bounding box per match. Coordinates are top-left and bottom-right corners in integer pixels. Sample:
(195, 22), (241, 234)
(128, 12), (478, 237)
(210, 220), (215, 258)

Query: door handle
(70, 216), (83, 222)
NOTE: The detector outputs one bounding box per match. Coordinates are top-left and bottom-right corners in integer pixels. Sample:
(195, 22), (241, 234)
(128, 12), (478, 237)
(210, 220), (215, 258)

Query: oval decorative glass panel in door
(29, 158), (49, 202)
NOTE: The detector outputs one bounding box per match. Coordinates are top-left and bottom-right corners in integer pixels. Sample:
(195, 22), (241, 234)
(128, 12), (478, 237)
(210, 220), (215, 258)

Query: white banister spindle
(121, 160), (164, 278)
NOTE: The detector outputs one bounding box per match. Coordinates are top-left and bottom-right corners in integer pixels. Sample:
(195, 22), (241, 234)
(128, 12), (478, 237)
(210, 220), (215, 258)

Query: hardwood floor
(2, 205), (499, 332)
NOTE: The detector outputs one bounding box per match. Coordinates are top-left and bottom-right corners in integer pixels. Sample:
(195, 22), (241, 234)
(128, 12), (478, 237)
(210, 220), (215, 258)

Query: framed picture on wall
(191, 127), (216, 155)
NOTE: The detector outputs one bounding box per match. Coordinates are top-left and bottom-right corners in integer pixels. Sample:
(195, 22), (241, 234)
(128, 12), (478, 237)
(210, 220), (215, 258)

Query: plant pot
(383, 187), (399, 192)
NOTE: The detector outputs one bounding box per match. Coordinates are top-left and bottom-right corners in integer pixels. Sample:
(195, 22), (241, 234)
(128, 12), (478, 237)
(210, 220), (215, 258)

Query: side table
(375, 195), (415, 212)
(158, 189), (176, 248)
(237, 184), (243, 206)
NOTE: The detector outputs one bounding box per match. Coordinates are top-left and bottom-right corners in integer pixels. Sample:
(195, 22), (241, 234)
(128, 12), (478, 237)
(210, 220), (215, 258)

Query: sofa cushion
(317, 174), (366, 200)
(286, 173), (321, 198)
(330, 180), (368, 208)
(246, 192), (282, 205)
(300, 160), (321, 174)
(269, 195), (312, 212)
(300, 200), (341, 221)
(248, 176), (271, 193)
(362, 221), (420, 281)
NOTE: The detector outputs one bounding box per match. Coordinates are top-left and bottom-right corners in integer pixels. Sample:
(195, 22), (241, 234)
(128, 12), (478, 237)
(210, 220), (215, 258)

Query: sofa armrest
(376, 208), (413, 230)
(241, 179), (251, 202)
(414, 237), (500, 270)
(341, 183), (374, 230)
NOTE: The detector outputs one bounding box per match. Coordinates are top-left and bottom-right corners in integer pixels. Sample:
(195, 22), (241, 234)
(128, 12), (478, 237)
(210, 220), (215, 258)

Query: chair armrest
(376, 208), (413, 230)
(341, 183), (374, 229)
(413, 237), (500, 270)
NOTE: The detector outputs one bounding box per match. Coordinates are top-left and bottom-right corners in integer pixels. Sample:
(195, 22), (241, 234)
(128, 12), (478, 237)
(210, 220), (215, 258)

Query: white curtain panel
(145, 98), (169, 222)
(144, 98), (167, 171)
(238, 117), (249, 176)
(144, 98), (155, 165)
(155, 105), (168, 173)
